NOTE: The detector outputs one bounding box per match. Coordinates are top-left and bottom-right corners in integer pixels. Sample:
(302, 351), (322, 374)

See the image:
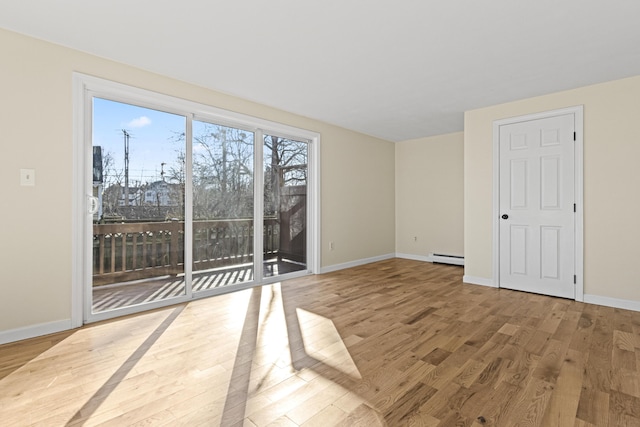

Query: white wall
(0, 28), (395, 336)
(10, 22), (640, 341)
(395, 132), (464, 259)
(465, 75), (640, 303)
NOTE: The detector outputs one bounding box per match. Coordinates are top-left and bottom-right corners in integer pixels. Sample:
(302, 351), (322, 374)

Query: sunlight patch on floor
(296, 308), (362, 379)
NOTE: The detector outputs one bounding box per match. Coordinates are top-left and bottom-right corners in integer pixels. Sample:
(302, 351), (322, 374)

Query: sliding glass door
(263, 134), (308, 278)
(91, 98), (187, 313)
(82, 78), (315, 322)
(192, 121), (255, 292)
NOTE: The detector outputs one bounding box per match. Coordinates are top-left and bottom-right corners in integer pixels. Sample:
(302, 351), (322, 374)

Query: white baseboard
(396, 252), (465, 266)
(0, 319), (73, 345)
(320, 253), (396, 274)
(395, 253), (433, 263)
(583, 294), (640, 313)
(463, 275), (497, 288)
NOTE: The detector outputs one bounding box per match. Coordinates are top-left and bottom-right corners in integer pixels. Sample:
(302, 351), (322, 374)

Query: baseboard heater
(430, 253), (464, 266)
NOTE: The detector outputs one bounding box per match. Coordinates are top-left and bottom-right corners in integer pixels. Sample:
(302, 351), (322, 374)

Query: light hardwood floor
(1, 258), (640, 426)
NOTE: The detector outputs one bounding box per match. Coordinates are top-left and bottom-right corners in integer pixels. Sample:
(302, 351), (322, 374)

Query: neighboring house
(143, 180), (182, 207)
(117, 186), (143, 207)
(98, 181), (183, 221)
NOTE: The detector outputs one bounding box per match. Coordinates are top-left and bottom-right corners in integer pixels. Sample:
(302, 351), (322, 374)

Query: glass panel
(263, 135), (308, 278)
(192, 121), (255, 291)
(91, 98), (187, 313)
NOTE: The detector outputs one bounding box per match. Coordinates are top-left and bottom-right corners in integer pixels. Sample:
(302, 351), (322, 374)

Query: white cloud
(126, 116), (151, 128)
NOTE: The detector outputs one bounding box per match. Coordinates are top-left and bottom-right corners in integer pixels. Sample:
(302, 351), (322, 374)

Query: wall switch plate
(20, 169), (35, 186)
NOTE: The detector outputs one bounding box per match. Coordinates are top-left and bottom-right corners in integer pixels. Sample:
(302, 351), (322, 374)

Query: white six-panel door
(499, 113), (575, 299)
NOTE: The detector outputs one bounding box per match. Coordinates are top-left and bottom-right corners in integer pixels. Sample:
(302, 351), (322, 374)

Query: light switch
(20, 169), (35, 186)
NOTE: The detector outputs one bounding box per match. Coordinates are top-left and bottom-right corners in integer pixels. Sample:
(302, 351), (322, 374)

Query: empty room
(2, 1), (640, 426)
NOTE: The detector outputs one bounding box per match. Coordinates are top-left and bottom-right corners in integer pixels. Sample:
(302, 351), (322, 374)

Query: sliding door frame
(72, 73), (320, 326)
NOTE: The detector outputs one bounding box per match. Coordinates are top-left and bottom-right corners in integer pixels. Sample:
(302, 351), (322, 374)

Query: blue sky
(92, 98), (304, 187)
(93, 97), (185, 186)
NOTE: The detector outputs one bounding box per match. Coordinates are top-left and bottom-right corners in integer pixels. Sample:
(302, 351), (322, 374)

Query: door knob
(501, 214), (509, 220)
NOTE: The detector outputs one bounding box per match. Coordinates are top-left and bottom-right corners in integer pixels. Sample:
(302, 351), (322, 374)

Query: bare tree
(101, 149), (125, 216)
(263, 135), (308, 216)
(192, 123), (254, 219)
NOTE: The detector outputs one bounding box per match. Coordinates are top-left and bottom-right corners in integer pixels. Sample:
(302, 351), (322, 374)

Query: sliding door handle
(88, 196), (99, 215)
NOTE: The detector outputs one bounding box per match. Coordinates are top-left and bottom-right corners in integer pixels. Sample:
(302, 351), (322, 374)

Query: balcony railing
(93, 219), (279, 286)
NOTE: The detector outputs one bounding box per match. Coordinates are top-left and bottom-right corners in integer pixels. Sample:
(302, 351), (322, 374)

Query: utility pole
(161, 162), (166, 182)
(122, 130), (130, 207)
(221, 132), (228, 194)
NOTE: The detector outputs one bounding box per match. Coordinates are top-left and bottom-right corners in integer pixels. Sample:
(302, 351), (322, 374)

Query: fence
(92, 218), (278, 286)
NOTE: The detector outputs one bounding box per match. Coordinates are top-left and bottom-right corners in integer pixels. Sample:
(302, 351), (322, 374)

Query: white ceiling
(1, 1), (640, 142)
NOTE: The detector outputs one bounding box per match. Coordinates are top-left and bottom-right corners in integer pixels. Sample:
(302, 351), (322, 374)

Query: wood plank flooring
(2, 258), (640, 426)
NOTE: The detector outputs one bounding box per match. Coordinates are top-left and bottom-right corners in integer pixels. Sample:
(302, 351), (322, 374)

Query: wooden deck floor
(93, 260), (305, 312)
(2, 258), (640, 426)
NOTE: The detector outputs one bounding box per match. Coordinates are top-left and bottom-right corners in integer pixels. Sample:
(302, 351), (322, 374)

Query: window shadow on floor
(65, 305), (185, 426)
(219, 281), (368, 425)
(220, 287), (263, 426)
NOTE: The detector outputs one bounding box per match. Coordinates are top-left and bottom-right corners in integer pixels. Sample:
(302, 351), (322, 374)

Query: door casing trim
(492, 106), (584, 301)
(71, 73), (321, 326)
